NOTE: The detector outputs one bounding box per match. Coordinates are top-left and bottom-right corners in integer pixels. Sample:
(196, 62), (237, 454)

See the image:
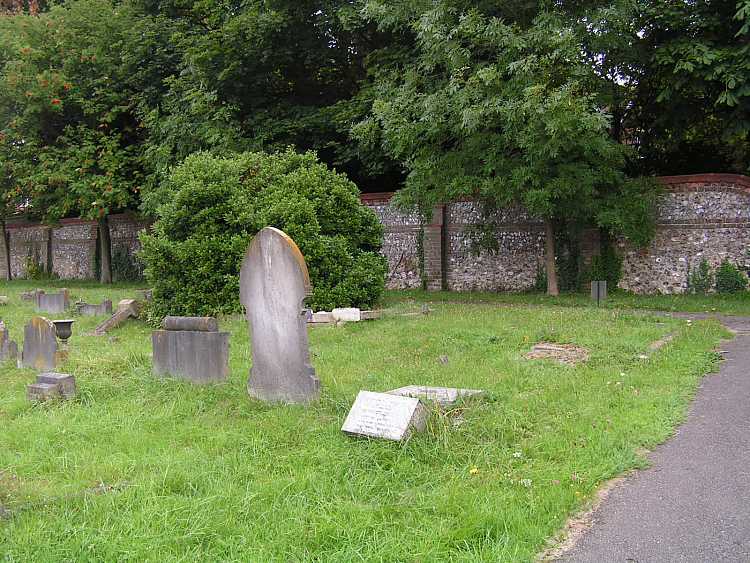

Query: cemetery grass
(389, 289), (750, 316)
(0, 281), (728, 562)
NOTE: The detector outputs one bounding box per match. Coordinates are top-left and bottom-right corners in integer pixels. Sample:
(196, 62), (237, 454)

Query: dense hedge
(139, 150), (387, 318)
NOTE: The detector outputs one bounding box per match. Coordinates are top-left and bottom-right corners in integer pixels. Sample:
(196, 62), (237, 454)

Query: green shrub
(687, 259), (713, 294)
(139, 149), (387, 318)
(715, 259), (747, 293)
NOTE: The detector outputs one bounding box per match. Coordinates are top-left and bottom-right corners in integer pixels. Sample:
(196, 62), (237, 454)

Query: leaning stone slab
(117, 299), (141, 317)
(93, 300), (142, 336)
(387, 385), (485, 407)
(152, 317), (229, 384)
(0, 296), (8, 306)
(37, 372), (76, 399)
(240, 227), (320, 403)
(75, 299), (113, 316)
(27, 382), (62, 402)
(342, 391), (429, 441)
(0, 322), (18, 362)
(22, 316), (59, 371)
(332, 308), (361, 322)
(36, 290), (69, 314)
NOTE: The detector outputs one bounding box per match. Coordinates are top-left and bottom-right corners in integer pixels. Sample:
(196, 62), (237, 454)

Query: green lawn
(385, 289), (750, 316)
(0, 281), (729, 561)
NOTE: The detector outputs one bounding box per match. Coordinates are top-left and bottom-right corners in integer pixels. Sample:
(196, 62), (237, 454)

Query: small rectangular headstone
(27, 382), (62, 402)
(76, 300), (113, 316)
(342, 390), (429, 441)
(37, 372), (76, 399)
(36, 291), (69, 314)
(387, 385), (484, 407)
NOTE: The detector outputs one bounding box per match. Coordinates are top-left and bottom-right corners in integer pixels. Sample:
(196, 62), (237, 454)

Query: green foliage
(139, 150), (387, 318)
(687, 259), (714, 294)
(588, 238), (623, 289)
(23, 247), (54, 280)
(355, 3), (659, 290)
(715, 259), (748, 294)
(111, 246), (143, 282)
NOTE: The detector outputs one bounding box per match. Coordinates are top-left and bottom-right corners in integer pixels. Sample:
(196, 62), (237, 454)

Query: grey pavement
(559, 315), (750, 563)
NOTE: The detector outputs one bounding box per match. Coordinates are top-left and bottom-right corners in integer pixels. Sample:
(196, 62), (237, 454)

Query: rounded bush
(139, 150), (387, 318)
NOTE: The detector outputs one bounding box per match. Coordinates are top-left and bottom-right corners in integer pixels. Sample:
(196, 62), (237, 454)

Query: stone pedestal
(152, 317), (229, 384)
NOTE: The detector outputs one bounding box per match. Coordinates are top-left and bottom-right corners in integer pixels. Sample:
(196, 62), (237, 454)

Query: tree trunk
(544, 218), (559, 296)
(98, 216), (112, 284)
(1, 220), (10, 280)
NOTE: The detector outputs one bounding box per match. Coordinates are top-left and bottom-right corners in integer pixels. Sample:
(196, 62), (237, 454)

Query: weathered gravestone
(27, 372), (76, 402)
(22, 316), (59, 371)
(0, 321), (18, 362)
(36, 289), (69, 314)
(239, 227), (320, 403)
(388, 385), (485, 407)
(342, 390), (429, 441)
(152, 316), (229, 383)
(75, 299), (113, 316)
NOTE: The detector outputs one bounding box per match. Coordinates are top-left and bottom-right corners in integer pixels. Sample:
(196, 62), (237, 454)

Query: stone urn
(52, 319), (75, 345)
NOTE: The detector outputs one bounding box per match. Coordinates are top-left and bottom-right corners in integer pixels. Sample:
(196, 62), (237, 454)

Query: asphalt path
(559, 315), (750, 563)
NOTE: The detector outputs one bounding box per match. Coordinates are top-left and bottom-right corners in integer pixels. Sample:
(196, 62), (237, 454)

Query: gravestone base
(152, 330), (230, 384)
(27, 383), (61, 402)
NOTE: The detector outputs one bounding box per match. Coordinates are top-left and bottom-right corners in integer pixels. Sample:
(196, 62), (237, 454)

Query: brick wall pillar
(422, 205), (445, 291)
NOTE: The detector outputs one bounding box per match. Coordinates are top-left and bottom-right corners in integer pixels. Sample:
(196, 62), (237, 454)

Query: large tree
(0, 0), (179, 281)
(355, 1), (657, 294)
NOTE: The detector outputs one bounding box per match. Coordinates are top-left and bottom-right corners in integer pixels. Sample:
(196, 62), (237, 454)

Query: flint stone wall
(362, 173), (750, 294)
(0, 214), (150, 280)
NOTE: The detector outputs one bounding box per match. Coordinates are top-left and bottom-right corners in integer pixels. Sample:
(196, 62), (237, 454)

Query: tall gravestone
(22, 316), (59, 371)
(239, 227), (320, 403)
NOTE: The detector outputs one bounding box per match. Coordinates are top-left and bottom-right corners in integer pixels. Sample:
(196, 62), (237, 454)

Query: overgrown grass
(0, 282), (729, 561)
(386, 289), (750, 316)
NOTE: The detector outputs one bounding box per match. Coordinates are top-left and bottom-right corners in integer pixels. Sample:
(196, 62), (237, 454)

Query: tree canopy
(0, 0), (747, 287)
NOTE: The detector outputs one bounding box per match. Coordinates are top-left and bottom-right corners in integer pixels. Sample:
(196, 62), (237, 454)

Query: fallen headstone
(342, 390), (429, 441)
(22, 317), (60, 371)
(152, 316), (229, 384)
(75, 299), (113, 316)
(361, 310), (382, 321)
(239, 227), (320, 403)
(388, 385), (485, 407)
(36, 289), (69, 314)
(27, 372), (76, 402)
(93, 299), (141, 335)
(0, 322), (18, 362)
(0, 296), (7, 306)
(524, 342), (589, 366)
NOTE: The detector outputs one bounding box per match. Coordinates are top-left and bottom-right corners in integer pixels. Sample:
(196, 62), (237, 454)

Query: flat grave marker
(388, 385), (485, 407)
(342, 390), (428, 441)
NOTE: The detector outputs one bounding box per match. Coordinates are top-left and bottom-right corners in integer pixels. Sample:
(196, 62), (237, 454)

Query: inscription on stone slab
(239, 227), (320, 403)
(388, 386), (485, 407)
(342, 391), (428, 441)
